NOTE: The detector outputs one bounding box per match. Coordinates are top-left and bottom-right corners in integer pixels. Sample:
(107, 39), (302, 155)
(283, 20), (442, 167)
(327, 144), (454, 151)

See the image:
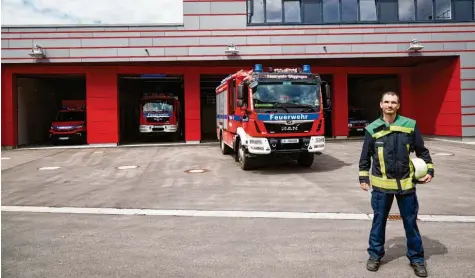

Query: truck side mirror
(237, 85), (245, 100)
(237, 99), (244, 107)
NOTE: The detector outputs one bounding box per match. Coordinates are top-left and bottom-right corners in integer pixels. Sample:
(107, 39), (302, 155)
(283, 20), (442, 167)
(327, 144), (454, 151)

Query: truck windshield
(252, 82), (320, 110)
(142, 101), (173, 112)
(55, 111), (85, 121)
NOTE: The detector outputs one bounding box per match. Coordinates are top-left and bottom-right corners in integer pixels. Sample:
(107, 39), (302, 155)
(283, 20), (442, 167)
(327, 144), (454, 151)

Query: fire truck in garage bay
(139, 93), (181, 137)
(49, 100), (87, 145)
(216, 64), (331, 170)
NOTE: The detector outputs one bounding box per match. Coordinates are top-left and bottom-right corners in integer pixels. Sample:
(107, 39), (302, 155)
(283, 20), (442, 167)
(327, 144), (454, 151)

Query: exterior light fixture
(29, 45), (46, 59)
(225, 43), (239, 55)
(407, 39), (424, 52)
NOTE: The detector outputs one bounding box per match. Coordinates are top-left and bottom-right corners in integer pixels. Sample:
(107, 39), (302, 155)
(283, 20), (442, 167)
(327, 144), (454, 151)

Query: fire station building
(1, 0), (475, 148)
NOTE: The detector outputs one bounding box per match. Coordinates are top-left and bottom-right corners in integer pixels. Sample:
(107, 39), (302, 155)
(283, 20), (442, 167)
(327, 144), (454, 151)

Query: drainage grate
(387, 214), (402, 220)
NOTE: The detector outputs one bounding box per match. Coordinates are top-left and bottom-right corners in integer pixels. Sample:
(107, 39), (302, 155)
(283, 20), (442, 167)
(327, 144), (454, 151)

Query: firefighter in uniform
(359, 91), (434, 277)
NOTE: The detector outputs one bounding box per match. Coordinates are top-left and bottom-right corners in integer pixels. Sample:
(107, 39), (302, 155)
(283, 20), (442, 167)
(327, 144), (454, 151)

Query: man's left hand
(418, 174), (432, 183)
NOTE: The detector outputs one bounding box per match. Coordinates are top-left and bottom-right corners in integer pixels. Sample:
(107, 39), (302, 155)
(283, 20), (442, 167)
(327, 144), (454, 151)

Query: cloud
(1, 0), (183, 26)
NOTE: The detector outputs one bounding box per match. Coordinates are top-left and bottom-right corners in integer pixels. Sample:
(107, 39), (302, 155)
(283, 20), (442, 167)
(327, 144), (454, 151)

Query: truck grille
(264, 122), (313, 134)
(147, 117), (169, 123)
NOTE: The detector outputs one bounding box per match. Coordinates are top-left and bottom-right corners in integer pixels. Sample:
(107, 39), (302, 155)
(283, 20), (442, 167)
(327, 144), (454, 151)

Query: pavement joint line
(2, 206), (475, 223)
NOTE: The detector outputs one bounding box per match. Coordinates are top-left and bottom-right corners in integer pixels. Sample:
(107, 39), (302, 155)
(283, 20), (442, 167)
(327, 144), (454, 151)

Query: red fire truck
(216, 64), (331, 170)
(49, 100), (86, 145)
(139, 93), (180, 137)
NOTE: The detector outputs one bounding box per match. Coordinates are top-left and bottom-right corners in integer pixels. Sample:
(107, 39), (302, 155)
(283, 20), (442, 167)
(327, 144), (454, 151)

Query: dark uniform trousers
(368, 190), (424, 264)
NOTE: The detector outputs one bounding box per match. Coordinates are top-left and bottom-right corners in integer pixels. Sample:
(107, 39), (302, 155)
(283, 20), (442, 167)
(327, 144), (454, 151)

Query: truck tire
(220, 134), (232, 155)
(297, 152), (314, 167)
(237, 140), (253, 170)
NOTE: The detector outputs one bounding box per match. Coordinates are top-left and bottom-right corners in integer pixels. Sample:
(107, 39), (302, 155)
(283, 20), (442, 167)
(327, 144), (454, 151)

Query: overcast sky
(1, 0), (183, 26)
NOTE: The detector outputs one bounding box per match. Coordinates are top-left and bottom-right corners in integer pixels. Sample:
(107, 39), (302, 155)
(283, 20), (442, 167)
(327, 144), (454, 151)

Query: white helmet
(411, 158), (428, 180)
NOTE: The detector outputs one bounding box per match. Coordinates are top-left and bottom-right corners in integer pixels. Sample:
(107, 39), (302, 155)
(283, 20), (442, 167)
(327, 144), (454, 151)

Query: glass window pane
(417, 0), (434, 20)
(379, 0), (398, 22)
(341, 0), (358, 22)
(323, 0), (340, 23)
(266, 0), (283, 22)
(249, 0), (265, 23)
(399, 0), (416, 20)
(360, 0), (377, 21)
(435, 0), (451, 19)
(303, 0), (322, 23)
(284, 0), (302, 22)
(453, 0), (473, 21)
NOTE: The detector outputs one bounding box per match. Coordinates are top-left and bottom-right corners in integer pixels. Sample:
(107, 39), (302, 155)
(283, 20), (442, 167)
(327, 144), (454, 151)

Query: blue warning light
(302, 64), (311, 73)
(254, 64), (263, 72)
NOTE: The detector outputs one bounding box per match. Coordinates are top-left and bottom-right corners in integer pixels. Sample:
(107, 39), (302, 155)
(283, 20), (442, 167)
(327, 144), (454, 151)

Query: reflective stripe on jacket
(358, 115), (434, 194)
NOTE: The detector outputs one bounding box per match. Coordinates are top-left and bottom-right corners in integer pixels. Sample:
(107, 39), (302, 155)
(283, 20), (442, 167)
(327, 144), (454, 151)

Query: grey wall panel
(443, 43), (468, 50)
(8, 39), (34, 48)
(352, 44), (398, 52)
(246, 36), (271, 44)
(282, 46), (306, 54)
(2, 40), (9, 48)
(199, 16), (246, 29)
(211, 2), (246, 13)
(118, 48), (164, 57)
(270, 36), (318, 44)
(43, 49), (70, 58)
(431, 32), (475, 41)
(129, 38), (154, 46)
(306, 45), (351, 53)
(386, 33), (432, 42)
(462, 107), (475, 114)
(81, 38), (129, 47)
(462, 80), (475, 89)
(184, 16), (200, 29)
(199, 36), (247, 45)
(30, 39), (82, 48)
(461, 69), (475, 79)
(462, 127), (475, 136)
(462, 115), (475, 125)
(462, 90), (475, 106)
(70, 48), (118, 57)
(167, 31), (211, 37)
(129, 57), (177, 62)
(153, 37), (200, 46)
(164, 47), (189, 56)
(184, 2), (211, 14)
(460, 53), (475, 67)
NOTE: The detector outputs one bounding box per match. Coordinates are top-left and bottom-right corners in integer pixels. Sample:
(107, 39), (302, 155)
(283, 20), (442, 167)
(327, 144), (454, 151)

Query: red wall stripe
(6, 39), (474, 51)
(3, 24), (474, 35)
(4, 29), (475, 40)
(3, 49), (474, 61)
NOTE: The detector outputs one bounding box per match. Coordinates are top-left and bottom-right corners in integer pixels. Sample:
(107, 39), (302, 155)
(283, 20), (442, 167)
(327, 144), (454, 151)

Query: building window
(247, 0), (475, 25)
(341, 0), (358, 22)
(284, 0), (302, 22)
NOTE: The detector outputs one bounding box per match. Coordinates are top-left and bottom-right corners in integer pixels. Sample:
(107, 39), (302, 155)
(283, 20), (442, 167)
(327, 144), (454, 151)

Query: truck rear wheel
(297, 152), (314, 167)
(238, 141), (253, 170)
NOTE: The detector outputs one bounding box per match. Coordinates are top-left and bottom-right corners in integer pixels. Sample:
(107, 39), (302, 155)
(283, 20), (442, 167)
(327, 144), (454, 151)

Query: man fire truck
(49, 100), (86, 145)
(139, 92), (180, 137)
(216, 64), (331, 170)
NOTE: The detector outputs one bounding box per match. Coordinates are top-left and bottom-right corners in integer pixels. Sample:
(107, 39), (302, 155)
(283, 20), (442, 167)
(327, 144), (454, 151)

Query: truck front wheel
(238, 141), (253, 170)
(297, 152), (314, 167)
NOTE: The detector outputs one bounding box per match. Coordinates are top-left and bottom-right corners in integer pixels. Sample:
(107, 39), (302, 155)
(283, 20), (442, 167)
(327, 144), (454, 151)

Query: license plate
(58, 137), (69, 140)
(357, 128), (363, 131)
(281, 138), (299, 144)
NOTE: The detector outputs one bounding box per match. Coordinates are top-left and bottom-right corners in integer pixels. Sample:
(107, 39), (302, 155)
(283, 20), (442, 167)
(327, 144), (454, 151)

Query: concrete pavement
(2, 139), (475, 277)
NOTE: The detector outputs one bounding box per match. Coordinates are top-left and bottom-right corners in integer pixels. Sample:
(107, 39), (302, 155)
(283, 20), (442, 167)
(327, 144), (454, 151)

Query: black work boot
(410, 262), (428, 277)
(366, 258), (380, 272)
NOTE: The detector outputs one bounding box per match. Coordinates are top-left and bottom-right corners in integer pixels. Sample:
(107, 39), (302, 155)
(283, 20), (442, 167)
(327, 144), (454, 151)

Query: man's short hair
(380, 91), (400, 103)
